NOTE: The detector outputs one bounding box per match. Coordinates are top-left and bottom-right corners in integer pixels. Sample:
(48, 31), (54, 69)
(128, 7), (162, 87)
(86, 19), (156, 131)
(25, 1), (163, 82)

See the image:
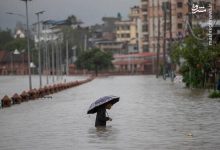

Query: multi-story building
(147, 0), (189, 53)
(141, 0), (149, 52)
(115, 6), (142, 53)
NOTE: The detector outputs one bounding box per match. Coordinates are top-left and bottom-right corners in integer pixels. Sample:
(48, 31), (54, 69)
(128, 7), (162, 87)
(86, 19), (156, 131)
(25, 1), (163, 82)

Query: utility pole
(35, 10), (45, 88)
(66, 40), (69, 76)
(21, 0), (32, 90)
(56, 40), (59, 81)
(152, 0), (155, 74)
(156, 0), (161, 78)
(84, 34), (87, 51)
(169, 0), (174, 82)
(188, 0), (193, 35)
(51, 41), (55, 83)
(45, 41), (49, 84)
(162, 2), (168, 80)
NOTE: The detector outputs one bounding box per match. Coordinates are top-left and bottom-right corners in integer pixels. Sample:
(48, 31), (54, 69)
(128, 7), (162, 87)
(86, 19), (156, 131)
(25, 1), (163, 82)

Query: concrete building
(112, 52), (158, 74)
(147, 0), (189, 53)
(115, 6), (142, 54)
(141, 0), (149, 52)
(102, 17), (121, 41)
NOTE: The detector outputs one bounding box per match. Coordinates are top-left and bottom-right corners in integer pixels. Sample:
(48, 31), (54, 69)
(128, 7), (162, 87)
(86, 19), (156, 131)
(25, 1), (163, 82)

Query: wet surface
(0, 75), (220, 150)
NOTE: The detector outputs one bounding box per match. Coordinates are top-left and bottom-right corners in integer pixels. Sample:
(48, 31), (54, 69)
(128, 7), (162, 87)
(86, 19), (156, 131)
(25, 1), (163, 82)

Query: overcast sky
(0, 0), (138, 30)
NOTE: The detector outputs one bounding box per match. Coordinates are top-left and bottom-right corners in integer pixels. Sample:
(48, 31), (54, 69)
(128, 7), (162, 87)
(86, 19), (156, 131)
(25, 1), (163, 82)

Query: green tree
(171, 27), (220, 88)
(4, 38), (26, 51)
(66, 15), (77, 25)
(75, 48), (113, 76)
(61, 15), (90, 59)
(0, 28), (14, 50)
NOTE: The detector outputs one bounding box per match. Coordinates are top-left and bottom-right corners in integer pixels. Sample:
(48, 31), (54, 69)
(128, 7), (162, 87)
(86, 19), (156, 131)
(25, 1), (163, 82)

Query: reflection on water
(0, 75), (220, 150)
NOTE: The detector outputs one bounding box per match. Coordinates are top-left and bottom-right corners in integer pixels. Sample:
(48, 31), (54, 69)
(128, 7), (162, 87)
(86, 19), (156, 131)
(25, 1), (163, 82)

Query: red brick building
(0, 50), (28, 75)
(113, 52), (162, 74)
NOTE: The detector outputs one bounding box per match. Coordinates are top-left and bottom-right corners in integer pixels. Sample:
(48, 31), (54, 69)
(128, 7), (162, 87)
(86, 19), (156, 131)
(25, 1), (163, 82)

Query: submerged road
(0, 75), (220, 150)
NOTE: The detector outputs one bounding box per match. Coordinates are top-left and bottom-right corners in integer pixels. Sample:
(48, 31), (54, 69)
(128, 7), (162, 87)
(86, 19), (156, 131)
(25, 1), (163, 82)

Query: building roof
(43, 20), (67, 26)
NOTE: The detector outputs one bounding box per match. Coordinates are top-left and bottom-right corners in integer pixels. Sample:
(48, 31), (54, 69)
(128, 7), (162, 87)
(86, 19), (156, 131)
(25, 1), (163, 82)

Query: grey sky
(0, 0), (138, 30)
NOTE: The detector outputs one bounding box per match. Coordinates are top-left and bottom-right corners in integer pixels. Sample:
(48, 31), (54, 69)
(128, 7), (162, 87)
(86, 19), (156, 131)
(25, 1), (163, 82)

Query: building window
(177, 2), (183, 8)
(177, 23), (183, 29)
(142, 4), (148, 11)
(177, 12), (183, 19)
(142, 24), (148, 32)
(143, 45), (149, 52)
(143, 35), (148, 41)
(143, 15), (148, 21)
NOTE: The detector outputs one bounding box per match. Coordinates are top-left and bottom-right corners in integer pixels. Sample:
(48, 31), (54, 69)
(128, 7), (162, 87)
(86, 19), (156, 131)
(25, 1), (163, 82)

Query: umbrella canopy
(87, 95), (120, 114)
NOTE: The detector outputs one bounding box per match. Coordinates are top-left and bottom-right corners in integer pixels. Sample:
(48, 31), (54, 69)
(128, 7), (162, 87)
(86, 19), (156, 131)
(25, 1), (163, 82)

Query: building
(32, 20), (67, 44)
(140, 0), (149, 52)
(147, 0), (189, 53)
(0, 50), (28, 75)
(14, 29), (25, 39)
(113, 52), (160, 74)
(114, 6), (142, 54)
(94, 40), (126, 54)
(102, 17), (121, 40)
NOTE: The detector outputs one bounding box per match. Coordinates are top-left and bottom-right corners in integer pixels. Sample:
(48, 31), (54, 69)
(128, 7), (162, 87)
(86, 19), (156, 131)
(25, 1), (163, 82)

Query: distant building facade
(0, 50), (28, 75)
(115, 6), (142, 54)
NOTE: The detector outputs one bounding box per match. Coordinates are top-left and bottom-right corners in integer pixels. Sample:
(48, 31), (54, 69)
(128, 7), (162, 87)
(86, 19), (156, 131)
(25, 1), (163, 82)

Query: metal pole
(10, 52), (13, 75)
(156, 0), (161, 78)
(162, 2), (167, 80)
(169, 0), (174, 82)
(59, 41), (62, 80)
(52, 41), (55, 83)
(66, 40), (69, 75)
(36, 12), (42, 88)
(47, 42), (51, 83)
(84, 34), (87, 51)
(188, 0), (193, 35)
(22, 0), (32, 90)
(46, 41), (49, 84)
(56, 40), (59, 81)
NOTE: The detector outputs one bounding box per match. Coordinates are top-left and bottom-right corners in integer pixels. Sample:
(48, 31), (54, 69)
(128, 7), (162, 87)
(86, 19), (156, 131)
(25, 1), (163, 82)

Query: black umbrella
(87, 95), (120, 114)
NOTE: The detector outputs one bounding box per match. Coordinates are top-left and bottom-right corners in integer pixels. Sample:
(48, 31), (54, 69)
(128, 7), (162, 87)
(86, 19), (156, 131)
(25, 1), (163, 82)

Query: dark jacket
(95, 106), (110, 127)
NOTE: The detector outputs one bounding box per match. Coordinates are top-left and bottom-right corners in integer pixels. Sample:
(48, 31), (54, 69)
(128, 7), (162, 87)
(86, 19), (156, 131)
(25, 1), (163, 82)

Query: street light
(35, 10), (45, 88)
(6, 12), (25, 18)
(20, 0), (32, 90)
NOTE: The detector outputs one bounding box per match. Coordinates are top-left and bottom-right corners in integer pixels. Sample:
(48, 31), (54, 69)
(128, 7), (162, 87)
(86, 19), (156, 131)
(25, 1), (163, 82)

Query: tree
(171, 27), (220, 88)
(4, 38), (26, 51)
(61, 15), (90, 60)
(75, 48), (113, 76)
(66, 15), (77, 25)
(0, 29), (13, 50)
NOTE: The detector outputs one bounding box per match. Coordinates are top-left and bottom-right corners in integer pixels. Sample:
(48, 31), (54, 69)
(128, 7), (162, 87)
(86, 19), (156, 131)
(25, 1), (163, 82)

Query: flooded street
(0, 75), (220, 150)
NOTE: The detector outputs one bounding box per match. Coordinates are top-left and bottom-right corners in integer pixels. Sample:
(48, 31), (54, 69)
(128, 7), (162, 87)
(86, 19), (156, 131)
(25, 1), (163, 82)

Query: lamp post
(35, 10), (45, 88)
(6, 12), (25, 18)
(21, 0), (32, 90)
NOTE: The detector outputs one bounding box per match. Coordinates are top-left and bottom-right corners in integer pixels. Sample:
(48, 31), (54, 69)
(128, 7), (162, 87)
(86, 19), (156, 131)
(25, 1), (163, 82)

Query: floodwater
(0, 75), (220, 150)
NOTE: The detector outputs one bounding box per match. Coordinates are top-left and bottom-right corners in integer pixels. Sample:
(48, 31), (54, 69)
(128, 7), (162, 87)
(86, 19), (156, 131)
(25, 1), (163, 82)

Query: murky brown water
(0, 75), (220, 150)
